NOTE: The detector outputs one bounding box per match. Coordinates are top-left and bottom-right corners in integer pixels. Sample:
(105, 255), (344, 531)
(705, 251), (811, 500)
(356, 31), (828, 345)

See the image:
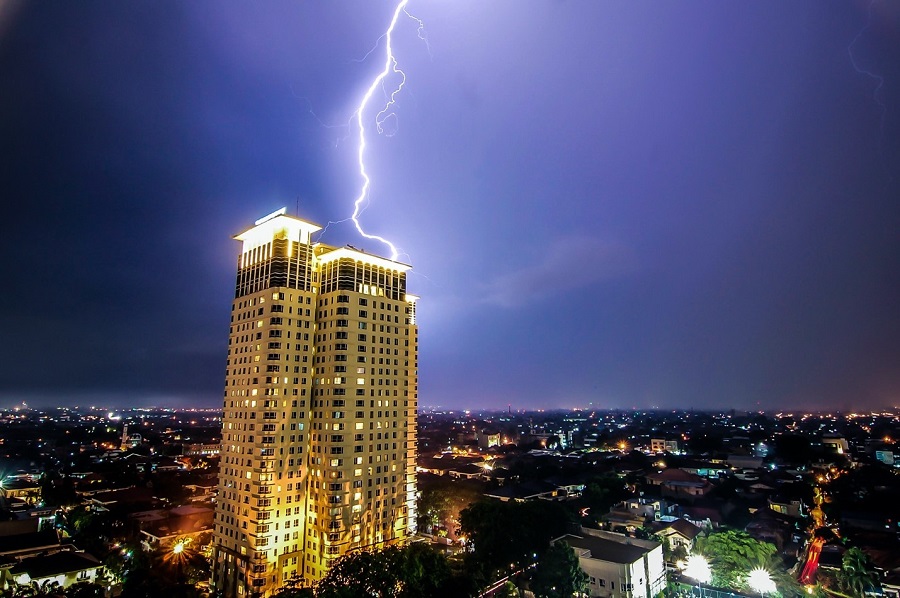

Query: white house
(557, 529), (665, 598)
(9, 551), (102, 591)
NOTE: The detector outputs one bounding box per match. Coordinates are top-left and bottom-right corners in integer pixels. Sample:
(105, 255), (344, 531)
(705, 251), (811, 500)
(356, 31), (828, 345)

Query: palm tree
(837, 547), (879, 597)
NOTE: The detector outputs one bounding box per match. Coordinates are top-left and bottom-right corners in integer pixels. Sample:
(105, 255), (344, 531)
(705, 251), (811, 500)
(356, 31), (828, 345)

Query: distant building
(822, 435), (850, 455)
(650, 438), (680, 454)
(679, 506), (723, 529)
(484, 481), (560, 502)
(726, 455), (764, 470)
(676, 460), (728, 479)
(876, 450), (894, 466)
(184, 443), (220, 457)
(0, 480), (41, 506)
(445, 463), (484, 480)
(768, 495), (806, 519)
(558, 528), (665, 598)
(645, 468), (712, 499)
(604, 498), (673, 533)
(476, 430), (500, 449)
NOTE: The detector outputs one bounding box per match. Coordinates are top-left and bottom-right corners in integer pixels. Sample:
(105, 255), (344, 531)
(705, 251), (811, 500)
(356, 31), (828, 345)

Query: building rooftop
(663, 518), (701, 541)
(10, 551), (101, 579)
(559, 533), (656, 565)
(0, 529), (69, 557)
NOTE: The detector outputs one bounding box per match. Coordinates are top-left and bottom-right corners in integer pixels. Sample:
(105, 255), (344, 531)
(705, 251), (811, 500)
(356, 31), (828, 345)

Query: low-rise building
(484, 480), (560, 502)
(0, 480), (41, 506)
(822, 435), (850, 456)
(183, 443), (220, 457)
(650, 439), (681, 454)
(8, 551), (102, 591)
(476, 430), (501, 449)
(645, 468), (712, 499)
(558, 529), (665, 598)
(132, 505), (214, 546)
(656, 519), (701, 554)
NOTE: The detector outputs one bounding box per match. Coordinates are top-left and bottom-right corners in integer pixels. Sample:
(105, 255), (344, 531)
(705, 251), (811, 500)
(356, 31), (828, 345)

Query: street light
(748, 567), (776, 597)
(172, 539), (189, 586)
(684, 554), (711, 597)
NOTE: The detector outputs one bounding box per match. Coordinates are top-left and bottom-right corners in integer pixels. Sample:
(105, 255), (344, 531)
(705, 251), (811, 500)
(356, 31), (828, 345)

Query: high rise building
(211, 209), (418, 596)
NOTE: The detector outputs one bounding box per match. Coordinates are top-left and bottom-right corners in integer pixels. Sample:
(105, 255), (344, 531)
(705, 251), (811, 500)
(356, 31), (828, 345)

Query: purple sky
(1, 1), (898, 411)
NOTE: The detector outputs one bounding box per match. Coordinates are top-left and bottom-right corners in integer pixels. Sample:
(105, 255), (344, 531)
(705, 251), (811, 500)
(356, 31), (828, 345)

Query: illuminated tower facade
(211, 209), (418, 597)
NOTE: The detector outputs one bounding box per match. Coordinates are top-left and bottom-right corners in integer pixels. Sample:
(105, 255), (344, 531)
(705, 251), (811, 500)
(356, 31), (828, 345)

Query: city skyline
(1, 1), (899, 412)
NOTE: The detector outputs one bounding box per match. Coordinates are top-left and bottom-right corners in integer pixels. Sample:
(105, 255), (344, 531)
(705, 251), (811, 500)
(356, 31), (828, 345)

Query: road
(798, 536), (824, 584)
(797, 481), (829, 586)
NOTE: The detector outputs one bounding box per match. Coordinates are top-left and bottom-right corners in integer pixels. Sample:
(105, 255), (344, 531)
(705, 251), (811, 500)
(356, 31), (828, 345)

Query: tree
(654, 534), (686, 565)
(693, 530), (805, 597)
(837, 547), (879, 597)
(494, 582), (520, 598)
(271, 576), (314, 598)
(579, 475), (631, 519)
(65, 506), (119, 558)
(39, 470), (78, 507)
(773, 435), (813, 466)
(63, 583), (105, 598)
(316, 543), (456, 598)
(459, 500), (571, 576)
(530, 543), (588, 598)
(117, 541), (208, 598)
(10, 581), (64, 597)
(416, 476), (483, 538)
(693, 530), (776, 591)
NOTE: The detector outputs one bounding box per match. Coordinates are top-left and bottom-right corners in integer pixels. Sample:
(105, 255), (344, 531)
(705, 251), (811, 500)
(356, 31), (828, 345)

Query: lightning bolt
(848, 0), (889, 177)
(348, 0), (423, 262)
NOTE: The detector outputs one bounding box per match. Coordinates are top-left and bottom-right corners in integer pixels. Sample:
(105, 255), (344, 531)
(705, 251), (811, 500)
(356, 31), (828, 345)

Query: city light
(747, 568), (776, 596)
(684, 554), (711, 585)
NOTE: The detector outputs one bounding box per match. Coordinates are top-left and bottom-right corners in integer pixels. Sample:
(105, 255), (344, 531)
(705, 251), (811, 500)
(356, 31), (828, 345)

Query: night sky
(1, 1), (898, 411)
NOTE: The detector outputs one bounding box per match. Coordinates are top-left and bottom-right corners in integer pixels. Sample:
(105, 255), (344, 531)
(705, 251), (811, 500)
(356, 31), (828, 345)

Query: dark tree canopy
(315, 543), (455, 598)
(459, 500), (572, 576)
(531, 542), (589, 598)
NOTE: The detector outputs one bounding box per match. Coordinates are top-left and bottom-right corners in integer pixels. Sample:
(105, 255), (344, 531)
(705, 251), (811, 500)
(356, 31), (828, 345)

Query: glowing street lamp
(170, 540), (191, 587)
(748, 568), (776, 597)
(684, 554), (711, 597)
